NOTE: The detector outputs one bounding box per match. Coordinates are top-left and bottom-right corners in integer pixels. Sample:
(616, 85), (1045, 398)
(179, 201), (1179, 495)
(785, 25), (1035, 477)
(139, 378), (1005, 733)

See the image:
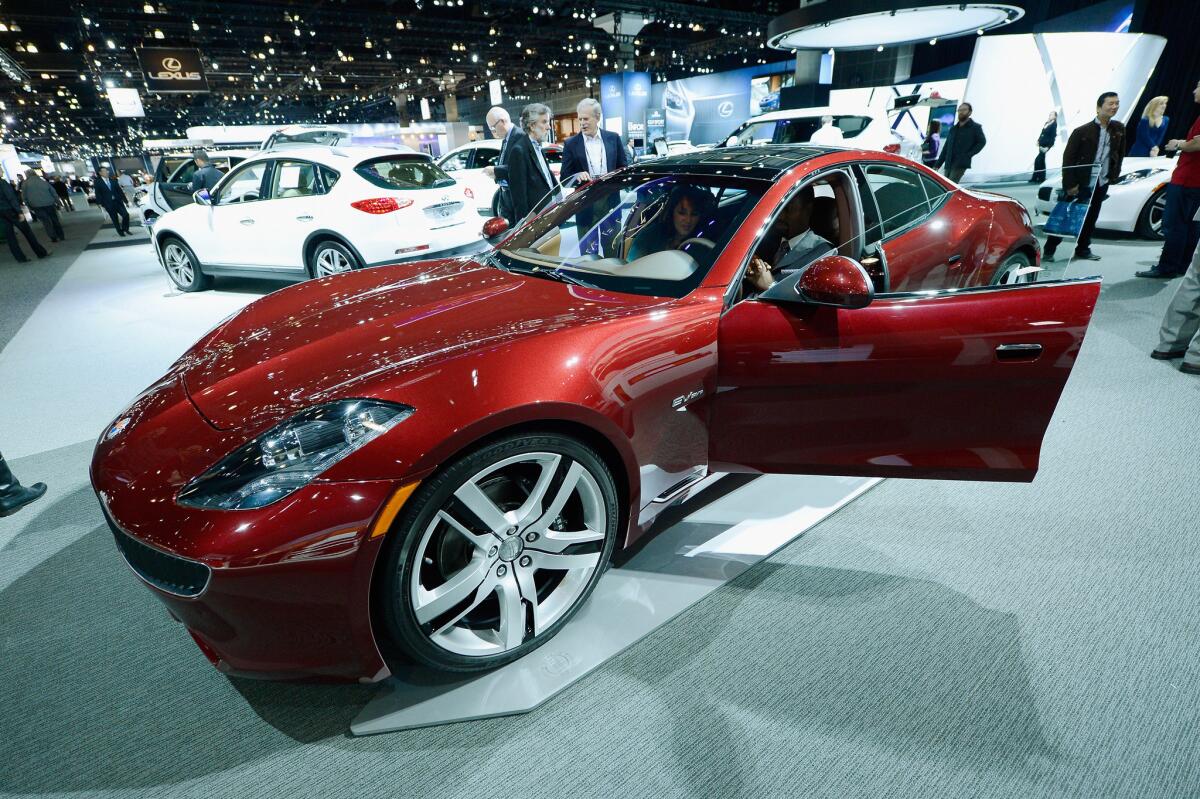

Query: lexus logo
(161, 56), (182, 71)
(151, 54), (201, 82)
(717, 101), (734, 118)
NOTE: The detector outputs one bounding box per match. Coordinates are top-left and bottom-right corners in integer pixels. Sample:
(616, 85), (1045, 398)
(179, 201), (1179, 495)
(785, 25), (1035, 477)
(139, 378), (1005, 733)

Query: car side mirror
(482, 216), (509, 240)
(193, 189), (212, 206)
(761, 254), (875, 310)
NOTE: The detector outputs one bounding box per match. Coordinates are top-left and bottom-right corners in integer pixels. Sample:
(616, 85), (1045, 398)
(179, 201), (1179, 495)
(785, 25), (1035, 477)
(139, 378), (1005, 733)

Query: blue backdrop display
(645, 61), (795, 145)
(599, 72), (651, 145)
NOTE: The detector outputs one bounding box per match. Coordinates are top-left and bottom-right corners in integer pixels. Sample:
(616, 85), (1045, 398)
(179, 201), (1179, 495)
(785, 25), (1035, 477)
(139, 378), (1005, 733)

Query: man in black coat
(482, 106), (521, 222)
(936, 102), (987, 183)
(1044, 92), (1124, 263)
(0, 179), (48, 262)
(94, 166), (131, 236)
(506, 103), (556, 223)
(189, 150), (223, 193)
(560, 98), (628, 182)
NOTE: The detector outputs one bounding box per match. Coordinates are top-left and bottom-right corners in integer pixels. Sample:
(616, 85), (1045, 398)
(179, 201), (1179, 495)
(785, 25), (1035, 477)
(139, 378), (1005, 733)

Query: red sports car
(92, 146), (1099, 681)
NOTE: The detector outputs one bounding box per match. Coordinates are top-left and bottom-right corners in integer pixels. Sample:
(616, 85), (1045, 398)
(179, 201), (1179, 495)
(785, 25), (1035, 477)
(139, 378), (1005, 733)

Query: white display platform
(351, 473), (879, 736)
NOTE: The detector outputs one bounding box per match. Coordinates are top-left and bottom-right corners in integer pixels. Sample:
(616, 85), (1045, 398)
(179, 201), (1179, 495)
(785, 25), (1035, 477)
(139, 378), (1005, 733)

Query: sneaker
(1074, 251), (1101, 261)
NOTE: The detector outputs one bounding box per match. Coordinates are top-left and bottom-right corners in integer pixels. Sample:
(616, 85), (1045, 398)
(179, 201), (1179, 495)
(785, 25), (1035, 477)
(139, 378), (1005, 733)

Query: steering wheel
(678, 237), (716, 250)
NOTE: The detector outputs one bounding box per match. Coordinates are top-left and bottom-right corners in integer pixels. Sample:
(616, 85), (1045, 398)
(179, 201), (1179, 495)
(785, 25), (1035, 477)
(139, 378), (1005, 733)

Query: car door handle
(995, 343), (1043, 361)
(239, 218), (255, 226)
(296, 215), (313, 222)
(947, 254), (963, 265)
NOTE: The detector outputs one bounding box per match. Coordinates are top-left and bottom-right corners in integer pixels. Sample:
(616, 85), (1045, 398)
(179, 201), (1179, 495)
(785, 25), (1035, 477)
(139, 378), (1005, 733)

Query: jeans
(1044, 183), (1109, 257)
(1155, 183), (1200, 275)
(31, 205), (63, 241)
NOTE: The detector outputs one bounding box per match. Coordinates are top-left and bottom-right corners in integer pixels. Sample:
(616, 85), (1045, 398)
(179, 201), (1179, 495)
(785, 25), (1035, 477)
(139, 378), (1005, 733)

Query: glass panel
(440, 150), (470, 172)
(864, 164), (930, 235)
(471, 148), (499, 169)
(215, 162), (268, 204)
(836, 115), (872, 138)
(542, 147), (563, 165)
(355, 156), (455, 190)
(269, 160), (320, 199)
(320, 166), (339, 190)
(494, 173), (765, 299)
(728, 120), (779, 147)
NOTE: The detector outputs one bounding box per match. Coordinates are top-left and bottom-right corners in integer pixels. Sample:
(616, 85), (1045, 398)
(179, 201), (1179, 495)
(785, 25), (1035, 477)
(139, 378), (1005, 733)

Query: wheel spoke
(415, 557), (491, 624)
(495, 571), (527, 649)
(528, 550), (601, 572)
(431, 571), (498, 634)
(436, 510), (494, 551)
(529, 526), (605, 554)
(512, 453), (562, 525)
(525, 461), (585, 533)
(514, 565), (546, 635)
(454, 480), (512, 535)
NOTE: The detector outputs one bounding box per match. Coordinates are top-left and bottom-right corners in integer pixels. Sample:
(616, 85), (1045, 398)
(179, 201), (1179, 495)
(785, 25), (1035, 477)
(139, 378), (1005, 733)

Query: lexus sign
(136, 47), (209, 94)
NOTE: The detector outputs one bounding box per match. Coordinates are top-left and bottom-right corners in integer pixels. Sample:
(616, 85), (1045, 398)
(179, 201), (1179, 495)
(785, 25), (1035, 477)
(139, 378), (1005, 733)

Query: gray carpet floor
(1, 225), (1198, 798)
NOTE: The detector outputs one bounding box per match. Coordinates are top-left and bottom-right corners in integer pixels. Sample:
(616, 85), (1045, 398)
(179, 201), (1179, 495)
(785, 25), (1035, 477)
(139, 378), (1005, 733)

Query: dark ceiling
(0, 0), (783, 157)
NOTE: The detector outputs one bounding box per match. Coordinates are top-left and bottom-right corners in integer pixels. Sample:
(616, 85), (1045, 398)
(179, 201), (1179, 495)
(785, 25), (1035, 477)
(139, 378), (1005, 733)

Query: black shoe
(1074, 251), (1101, 261)
(1182, 362), (1200, 375)
(1135, 269), (1176, 278)
(0, 482), (46, 516)
(1151, 348), (1187, 360)
(35, 251), (49, 259)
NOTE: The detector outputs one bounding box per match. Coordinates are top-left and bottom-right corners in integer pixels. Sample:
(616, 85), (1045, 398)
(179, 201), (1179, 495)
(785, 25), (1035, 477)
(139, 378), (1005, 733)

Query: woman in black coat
(506, 103), (556, 223)
(1031, 111), (1058, 183)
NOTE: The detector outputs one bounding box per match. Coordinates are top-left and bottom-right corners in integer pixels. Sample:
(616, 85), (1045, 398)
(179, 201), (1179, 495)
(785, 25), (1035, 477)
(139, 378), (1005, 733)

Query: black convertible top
(625, 145), (836, 182)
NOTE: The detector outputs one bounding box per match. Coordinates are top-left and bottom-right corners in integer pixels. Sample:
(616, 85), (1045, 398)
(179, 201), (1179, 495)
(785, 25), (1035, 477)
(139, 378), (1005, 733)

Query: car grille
(109, 519), (211, 597)
(1037, 186), (1053, 202)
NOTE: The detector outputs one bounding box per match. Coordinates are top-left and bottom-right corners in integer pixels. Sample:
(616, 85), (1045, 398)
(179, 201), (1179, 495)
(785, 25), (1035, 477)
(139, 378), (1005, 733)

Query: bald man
(482, 106), (519, 221)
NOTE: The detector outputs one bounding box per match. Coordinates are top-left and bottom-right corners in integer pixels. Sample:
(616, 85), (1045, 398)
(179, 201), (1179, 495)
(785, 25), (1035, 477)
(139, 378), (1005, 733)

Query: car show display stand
(351, 473), (879, 736)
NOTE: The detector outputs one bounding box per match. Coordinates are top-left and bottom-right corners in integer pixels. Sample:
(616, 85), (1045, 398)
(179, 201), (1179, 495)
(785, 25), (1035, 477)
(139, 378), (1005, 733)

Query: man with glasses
(482, 106), (520, 222)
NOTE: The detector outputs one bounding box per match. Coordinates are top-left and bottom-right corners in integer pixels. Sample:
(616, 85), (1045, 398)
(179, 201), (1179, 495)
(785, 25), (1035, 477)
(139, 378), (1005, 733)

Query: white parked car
(1033, 156), (1175, 240)
(136, 149), (257, 227)
(151, 145), (487, 292)
(720, 107), (923, 163)
(437, 140), (563, 216)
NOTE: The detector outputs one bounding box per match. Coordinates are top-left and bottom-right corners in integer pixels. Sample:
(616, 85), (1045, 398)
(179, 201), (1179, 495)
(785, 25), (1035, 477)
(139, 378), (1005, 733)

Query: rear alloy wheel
(1136, 187), (1167, 240)
(380, 434), (618, 672)
(992, 252), (1038, 286)
(162, 239), (212, 292)
(309, 240), (360, 278)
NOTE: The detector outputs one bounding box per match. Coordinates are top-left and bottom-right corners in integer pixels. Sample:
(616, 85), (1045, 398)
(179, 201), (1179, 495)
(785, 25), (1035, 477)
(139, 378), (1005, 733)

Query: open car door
(709, 277), (1100, 481)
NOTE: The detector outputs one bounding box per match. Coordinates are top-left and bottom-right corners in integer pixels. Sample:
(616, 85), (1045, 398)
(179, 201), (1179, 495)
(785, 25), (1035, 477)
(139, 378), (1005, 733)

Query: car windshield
(495, 173), (766, 299)
(725, 115), (871, 146)
(355, 156), (456, 190)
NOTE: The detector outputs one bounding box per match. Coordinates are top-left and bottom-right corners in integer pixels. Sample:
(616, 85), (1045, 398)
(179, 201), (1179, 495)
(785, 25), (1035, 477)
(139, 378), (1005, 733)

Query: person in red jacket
(1138, 79), (1200, 279)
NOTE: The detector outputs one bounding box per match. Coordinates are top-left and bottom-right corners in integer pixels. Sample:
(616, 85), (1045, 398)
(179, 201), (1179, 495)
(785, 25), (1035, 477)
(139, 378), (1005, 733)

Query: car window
(355, 156), (455, 190)
(496, 173), (765, 299)
(215, 161), (268, 204)
(543, 148), (563, 165)
(269, 160), (321, 199)
(319, 166), (339, 190)
(728, 120), (780, 146)
(836, 115), (872, 138)
(862, 164), (931, 237)
(171, 160), (197, 184)
(921, 173), (949, 207)
(440, 150), (471, 172)
(471, 148), (499, 169)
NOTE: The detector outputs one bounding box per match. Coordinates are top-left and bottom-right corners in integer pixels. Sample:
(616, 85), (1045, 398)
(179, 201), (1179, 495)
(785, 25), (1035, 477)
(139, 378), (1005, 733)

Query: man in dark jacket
(189, 150), (223, 193)
(935, 102), (987, 183)
(1044, 92), (1124, 263)
(94, 166), (131, 236)
(21, 170), (64, 242)
(561, 98), (628, 182)
(0, 179), (48, 261)
(482, 106), (520, 222)
(51, 176), (73, 210)
(506, 103), (556, 223)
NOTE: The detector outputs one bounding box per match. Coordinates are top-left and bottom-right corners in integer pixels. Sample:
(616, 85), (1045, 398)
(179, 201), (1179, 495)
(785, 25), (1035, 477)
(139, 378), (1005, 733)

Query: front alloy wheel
(162, 239), (211, 292)
(380, 434), (618, 672)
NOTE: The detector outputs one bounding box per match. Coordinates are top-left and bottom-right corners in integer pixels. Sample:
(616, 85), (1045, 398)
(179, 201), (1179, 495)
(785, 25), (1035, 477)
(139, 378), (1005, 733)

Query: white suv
(438, 140), (564, 217)
(721, 107), (922, 162)
(152, 145), (487, 292)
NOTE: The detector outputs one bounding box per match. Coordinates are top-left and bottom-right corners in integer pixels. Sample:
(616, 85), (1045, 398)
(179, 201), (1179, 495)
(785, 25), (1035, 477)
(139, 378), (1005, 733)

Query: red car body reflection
(92, 148), (1099, 681)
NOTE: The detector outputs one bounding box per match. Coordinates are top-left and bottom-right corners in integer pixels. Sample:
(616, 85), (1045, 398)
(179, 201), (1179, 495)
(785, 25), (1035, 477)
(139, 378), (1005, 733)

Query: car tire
(1136, 187), (1167, 240)
(378, 432), (619, 673)
(160, 237), (212, 292)
(991, 252), (1037, 286)
(308, 239), (361, 278)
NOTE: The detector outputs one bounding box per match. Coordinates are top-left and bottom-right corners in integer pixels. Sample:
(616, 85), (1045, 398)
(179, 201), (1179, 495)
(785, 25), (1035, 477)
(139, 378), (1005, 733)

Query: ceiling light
(59, 41), (69, 50)
(153, 29), (164, 39)
(106, 39), (115, 49)
(26, 43), (38, 53)
(143, 2), (155, 12)
(192, 21), (199, 31)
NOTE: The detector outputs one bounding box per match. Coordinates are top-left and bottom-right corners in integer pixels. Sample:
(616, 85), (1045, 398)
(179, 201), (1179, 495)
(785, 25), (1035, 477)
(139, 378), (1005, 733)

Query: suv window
(319, 166), (339, 190)
(862, 164), (931, 236)
(440, 150), (471, 172)
(355, 156), (455, 190)
(268, 160), (322, 199)
(215, 161), (268, 204)
(472, 147), (500, 169)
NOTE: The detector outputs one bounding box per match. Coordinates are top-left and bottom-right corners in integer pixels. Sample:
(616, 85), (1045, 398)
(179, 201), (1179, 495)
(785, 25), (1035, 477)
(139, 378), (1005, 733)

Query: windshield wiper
(529, 266), (599, 289)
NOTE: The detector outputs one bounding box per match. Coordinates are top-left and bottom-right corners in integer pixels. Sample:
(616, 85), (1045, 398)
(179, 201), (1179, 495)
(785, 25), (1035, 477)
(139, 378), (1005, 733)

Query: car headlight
(1114, 168), (1168, 185)
(178, 399), (414, 510)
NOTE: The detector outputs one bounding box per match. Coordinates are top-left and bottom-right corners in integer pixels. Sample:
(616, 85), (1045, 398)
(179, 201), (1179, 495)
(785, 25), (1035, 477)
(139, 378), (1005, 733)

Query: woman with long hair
(1130, 96), (1169, 157)
(627, 184), (716, 260)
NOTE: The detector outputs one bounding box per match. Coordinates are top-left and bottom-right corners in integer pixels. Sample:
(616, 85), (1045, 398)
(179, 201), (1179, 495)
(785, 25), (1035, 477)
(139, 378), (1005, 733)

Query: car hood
(180, 257), (659, 430)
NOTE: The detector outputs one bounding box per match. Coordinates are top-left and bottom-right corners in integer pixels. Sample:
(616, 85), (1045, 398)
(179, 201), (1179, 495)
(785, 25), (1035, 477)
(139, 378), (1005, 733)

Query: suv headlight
(178, 399), (414, 510)
(1114, 168), (1168, 185)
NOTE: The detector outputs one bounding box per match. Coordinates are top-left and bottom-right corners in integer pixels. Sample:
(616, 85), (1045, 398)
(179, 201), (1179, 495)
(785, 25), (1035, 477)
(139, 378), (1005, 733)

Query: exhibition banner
(646, 61), (793, 145)
(137, 47), (208, 94)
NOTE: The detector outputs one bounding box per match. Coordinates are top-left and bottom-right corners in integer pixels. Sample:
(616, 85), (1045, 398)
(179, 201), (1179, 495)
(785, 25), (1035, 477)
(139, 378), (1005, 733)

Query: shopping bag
(1043, 199), (1089, 238)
